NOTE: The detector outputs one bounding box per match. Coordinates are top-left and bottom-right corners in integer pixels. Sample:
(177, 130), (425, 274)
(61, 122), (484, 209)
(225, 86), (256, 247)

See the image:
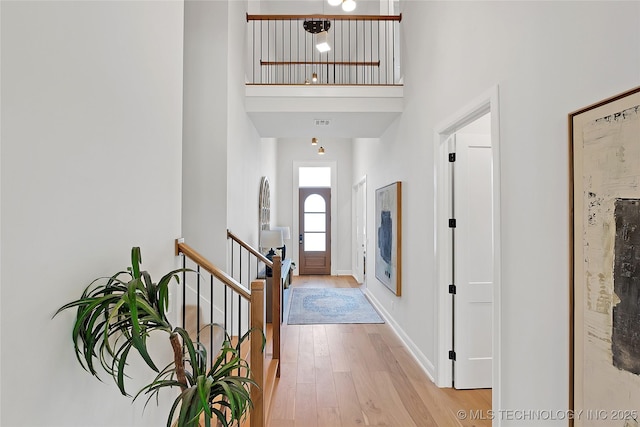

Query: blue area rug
(287, 288), (384, 325)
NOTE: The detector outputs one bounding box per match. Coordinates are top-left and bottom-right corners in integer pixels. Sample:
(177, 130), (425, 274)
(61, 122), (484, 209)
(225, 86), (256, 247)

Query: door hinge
(449, 284), (456, 294)
(449, 219), (457, 228)
(449, 350), (456, 361)
(449, 153), (456, 162)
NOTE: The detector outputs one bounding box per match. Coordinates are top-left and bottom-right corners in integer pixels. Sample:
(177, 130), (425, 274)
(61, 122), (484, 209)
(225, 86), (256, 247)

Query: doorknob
(299, 234), (303, 244)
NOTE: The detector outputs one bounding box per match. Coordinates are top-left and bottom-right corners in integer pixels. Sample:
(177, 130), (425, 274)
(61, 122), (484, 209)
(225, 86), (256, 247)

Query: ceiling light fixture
(303, 19), (330, 34)
(342, 0), (356, 12)
(312, 72), (318, 83)
(316, 31), (331, 53)
(327, 0), (356, 12)
(318, 146), (326, 155)
(312, 137), (318, 145)
(303, 20), (332, 53)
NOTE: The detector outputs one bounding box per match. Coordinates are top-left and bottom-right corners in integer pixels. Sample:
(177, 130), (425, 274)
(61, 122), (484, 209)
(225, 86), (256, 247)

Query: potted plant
(54, 247), (260, 427)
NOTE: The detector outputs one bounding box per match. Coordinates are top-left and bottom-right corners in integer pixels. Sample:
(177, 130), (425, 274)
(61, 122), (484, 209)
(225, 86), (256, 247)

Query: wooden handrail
(247, 13), (402, 22)
(227, 230), (282, 380)
(246, 83), (402, 87)
(227, 230), (272, 266)
(260, 60), (380, 67)
(176, 240), (251, 301)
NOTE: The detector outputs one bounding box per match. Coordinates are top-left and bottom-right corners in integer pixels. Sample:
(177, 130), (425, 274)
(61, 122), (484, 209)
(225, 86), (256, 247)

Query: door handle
(299, 234), (303, 244)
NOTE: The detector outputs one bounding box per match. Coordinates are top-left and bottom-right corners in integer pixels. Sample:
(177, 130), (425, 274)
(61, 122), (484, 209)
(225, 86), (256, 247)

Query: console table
(258, 258), (292, 323)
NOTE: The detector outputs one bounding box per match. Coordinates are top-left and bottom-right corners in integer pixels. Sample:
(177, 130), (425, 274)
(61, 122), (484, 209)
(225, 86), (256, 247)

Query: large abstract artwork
(571, 87), (640, 426)
(375, 182), (401, 296)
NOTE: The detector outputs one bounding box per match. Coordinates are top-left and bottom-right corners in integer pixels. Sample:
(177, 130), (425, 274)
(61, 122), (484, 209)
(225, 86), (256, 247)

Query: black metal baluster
(230, 286), (234, 346)
(349, 19), (352, 84)
(247, 249), (251, 290)
(392, 20), (395, 84)
(238, 293), (242, 349)
(305, 18), (307, 81)
(210, 274), (214, 361)
(224, 284), (228, 334)
(361, 19), (363, 84)
(370, 20), (373, 84)
(196, 265), (201, 344)
(182, 254), (186, 332)
(231, 240), (235, 280)
(378, 21), (381, 85)
(332, 26), (335, 84)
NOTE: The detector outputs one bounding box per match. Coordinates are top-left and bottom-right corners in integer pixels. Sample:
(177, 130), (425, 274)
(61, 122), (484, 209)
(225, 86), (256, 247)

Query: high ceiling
(254, 0), (390, 16)
(247, 0), (402, 138)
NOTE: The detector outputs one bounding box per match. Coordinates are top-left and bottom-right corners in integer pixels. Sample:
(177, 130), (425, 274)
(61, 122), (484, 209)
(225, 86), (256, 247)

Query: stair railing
(246, 13), (402, 85)
(226, 230), (281, 377)
(175, 239), (267, 427)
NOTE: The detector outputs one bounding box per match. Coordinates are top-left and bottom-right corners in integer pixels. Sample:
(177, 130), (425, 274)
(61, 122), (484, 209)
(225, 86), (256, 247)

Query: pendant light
(318, 146), (326, 155)
(316, 31), (331, 53)
(327, 0), (356, 12)
(342, 0), (356, 12)
(312, 137), (318, 145)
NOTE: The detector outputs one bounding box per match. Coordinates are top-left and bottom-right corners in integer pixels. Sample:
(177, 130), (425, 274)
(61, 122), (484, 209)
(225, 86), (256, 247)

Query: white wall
(354, 1), (640, 425)
(276, 137), (353, 275)
(182, 0), (229, 267)
(1, 1), (184, 426)
(227, 0), (278, 248)
(256, 0), (381, 15)
(184, 0), (276, 260)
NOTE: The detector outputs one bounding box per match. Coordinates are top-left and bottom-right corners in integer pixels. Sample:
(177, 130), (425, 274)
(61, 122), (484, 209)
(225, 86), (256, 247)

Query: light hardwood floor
(267, 275), (491, 427)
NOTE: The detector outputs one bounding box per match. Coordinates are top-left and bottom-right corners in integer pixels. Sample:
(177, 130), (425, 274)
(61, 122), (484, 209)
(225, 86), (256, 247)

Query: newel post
(250, 279), (265, 427)
(272, 256), (281, 377)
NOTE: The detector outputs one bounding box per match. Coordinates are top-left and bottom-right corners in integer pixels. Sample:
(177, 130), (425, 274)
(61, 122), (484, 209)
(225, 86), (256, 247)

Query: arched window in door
(303, 194), (326, 251)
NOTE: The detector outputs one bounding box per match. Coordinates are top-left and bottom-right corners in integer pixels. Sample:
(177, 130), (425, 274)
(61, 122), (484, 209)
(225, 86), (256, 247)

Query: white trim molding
(363, 288), (437, 381)
(433, 85), (502, 422)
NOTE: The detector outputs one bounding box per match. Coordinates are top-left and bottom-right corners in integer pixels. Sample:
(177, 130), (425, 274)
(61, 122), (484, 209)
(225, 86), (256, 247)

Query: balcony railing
(246, 13), (402, 85)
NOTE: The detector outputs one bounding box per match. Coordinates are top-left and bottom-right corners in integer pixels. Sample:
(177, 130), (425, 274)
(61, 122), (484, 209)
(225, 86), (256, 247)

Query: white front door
(452, 114), (493, 389)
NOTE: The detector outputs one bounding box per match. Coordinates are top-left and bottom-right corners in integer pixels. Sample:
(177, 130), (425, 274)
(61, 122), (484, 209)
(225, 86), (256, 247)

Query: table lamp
(260, 229), (284, 261)
(271, 226), (291, 259)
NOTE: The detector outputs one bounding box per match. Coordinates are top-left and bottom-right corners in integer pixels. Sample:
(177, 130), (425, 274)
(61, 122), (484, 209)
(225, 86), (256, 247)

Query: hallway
(268, 275), (491, 427)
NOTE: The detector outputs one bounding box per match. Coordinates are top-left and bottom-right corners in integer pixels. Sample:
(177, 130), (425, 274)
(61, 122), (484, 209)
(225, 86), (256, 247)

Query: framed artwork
(375, 181), (402, 296)
(570, 86), (640, 426)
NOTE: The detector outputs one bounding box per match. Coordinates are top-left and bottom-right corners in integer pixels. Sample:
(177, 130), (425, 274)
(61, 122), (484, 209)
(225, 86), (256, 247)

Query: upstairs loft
(245, 13), (404, 138)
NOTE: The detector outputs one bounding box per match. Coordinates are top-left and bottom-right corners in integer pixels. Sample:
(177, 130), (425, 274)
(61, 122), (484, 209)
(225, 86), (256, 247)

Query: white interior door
(453, 116), (493, 389)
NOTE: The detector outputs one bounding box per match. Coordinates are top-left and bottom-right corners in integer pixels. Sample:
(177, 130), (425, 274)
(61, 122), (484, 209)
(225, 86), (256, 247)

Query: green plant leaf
(56, 247), (256, 427)
(131, 247), (142, 279)
(196, 375), (214, 419)
(125, 280), (158, 372)
(177, 387), (198, 427)
(116, 341), (133, 396)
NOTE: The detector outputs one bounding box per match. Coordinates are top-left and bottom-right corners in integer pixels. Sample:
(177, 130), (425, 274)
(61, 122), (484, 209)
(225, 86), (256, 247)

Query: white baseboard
(336, 270), (353, 276)
(362, 288), (437, 383)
